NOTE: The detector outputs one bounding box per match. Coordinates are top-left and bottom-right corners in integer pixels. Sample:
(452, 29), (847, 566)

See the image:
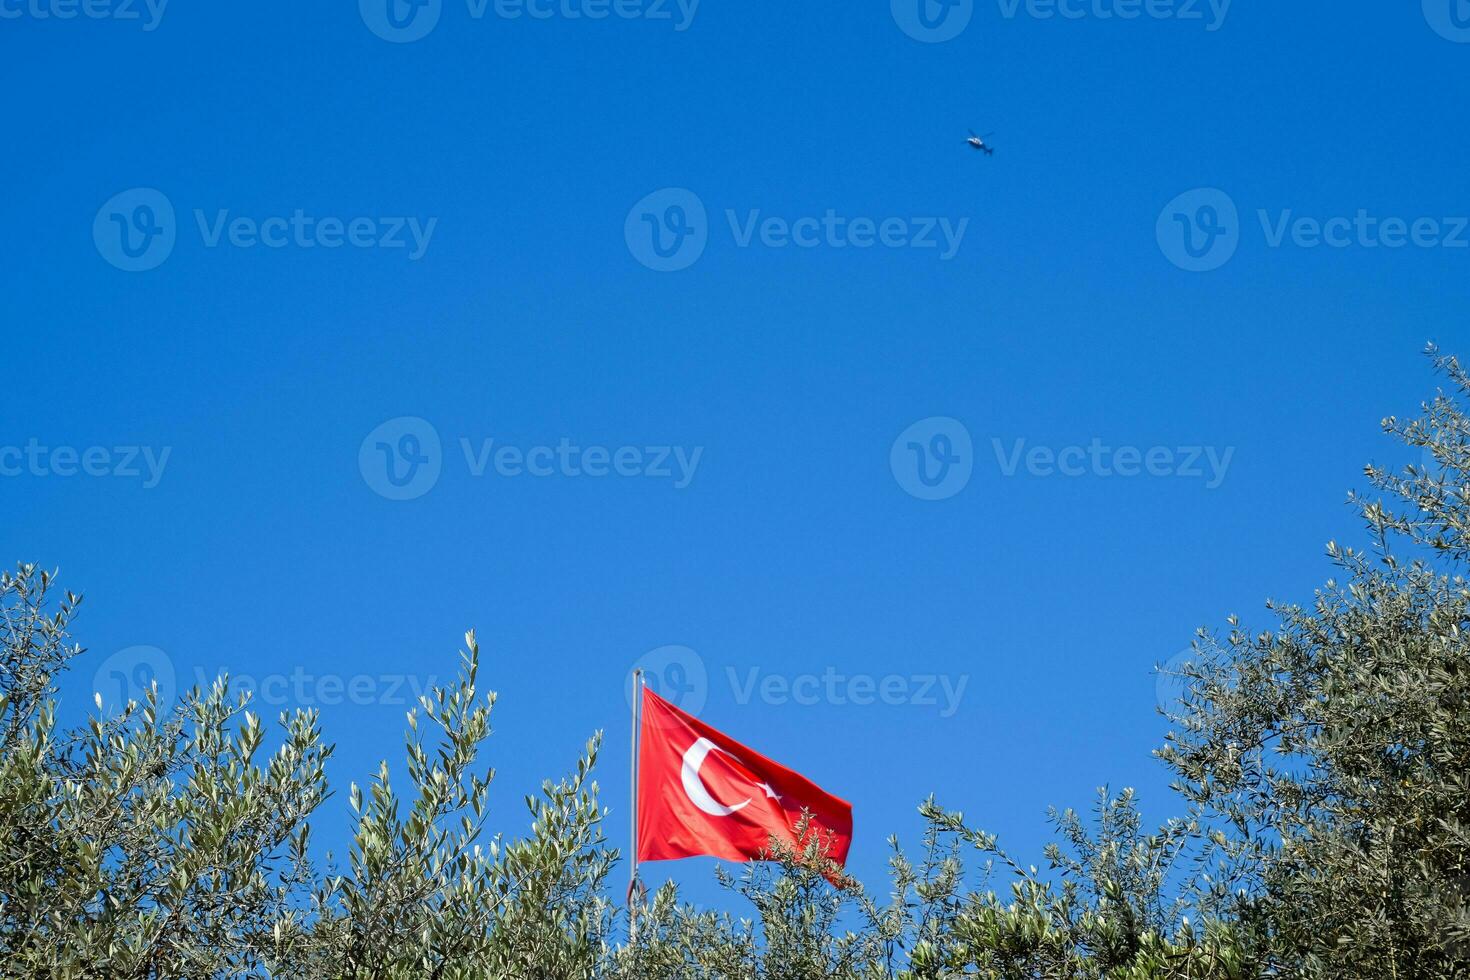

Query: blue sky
(4, 1), (1469, 909)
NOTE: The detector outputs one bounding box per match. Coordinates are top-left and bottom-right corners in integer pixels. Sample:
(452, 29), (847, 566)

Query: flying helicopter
(966, 130), (995, 156)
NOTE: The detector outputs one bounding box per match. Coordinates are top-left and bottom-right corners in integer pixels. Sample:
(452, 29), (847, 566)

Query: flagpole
(628, 668), (643, 945)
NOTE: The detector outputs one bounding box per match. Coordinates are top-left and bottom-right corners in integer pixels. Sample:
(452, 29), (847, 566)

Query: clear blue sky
(4, 2), (1469, 908)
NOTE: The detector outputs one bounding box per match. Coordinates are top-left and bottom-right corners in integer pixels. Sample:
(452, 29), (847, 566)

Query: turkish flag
(636, 687), (853, 865)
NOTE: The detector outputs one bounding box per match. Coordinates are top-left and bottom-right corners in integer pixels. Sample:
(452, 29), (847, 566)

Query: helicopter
(966, 130), (995, 156)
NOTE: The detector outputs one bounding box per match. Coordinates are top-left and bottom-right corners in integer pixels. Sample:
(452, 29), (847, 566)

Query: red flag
(636, 687), (853, 865)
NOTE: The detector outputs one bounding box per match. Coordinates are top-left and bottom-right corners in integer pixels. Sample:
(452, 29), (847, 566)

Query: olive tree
(0, 564), (329, 978)
(1158, 345), (1470, 976)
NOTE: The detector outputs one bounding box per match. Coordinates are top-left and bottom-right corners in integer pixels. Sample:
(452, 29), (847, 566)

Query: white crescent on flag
(680, 737), (752, 818)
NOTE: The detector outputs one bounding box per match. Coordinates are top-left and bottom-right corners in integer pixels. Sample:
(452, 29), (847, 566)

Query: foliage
(0, 566), (329, 978)
(0, 577), (616, 980)
(1157, 345), (1470, 976)
(4, 347), (1469, 978)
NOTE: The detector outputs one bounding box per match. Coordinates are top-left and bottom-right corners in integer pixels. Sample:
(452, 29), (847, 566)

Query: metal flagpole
(628, 668), (643, 945)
